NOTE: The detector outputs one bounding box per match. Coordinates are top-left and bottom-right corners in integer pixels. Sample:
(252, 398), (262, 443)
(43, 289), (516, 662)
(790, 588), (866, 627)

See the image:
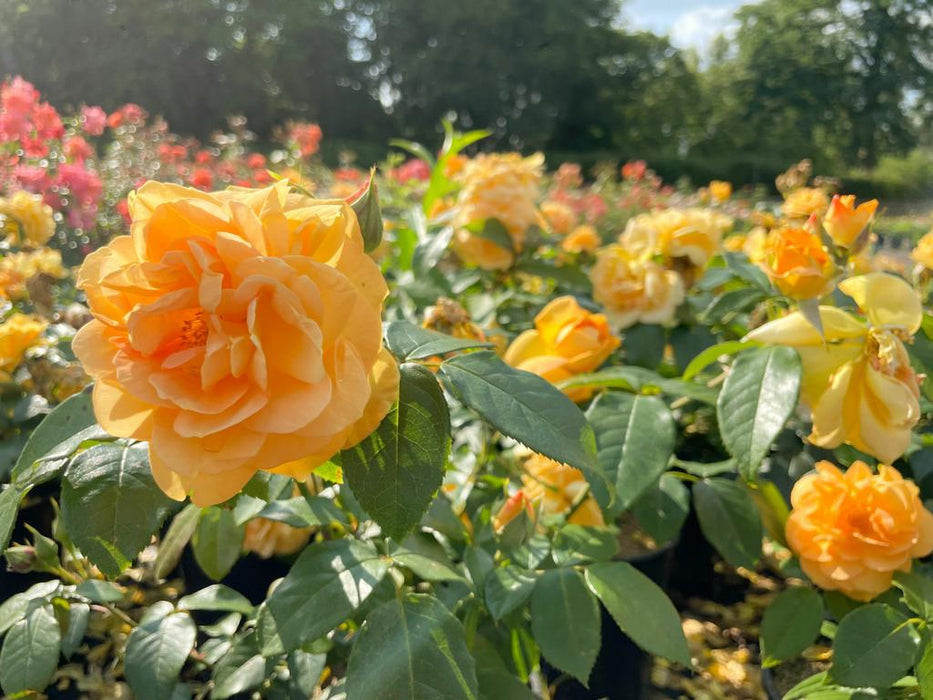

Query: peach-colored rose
(492, 491), (535, 532)
(451, 152), (544, 270)
(786, 460), (933, 601)
(521, 453), (605, 527)
(562, 224), (601, 254)
(590, 245), (685, 329)
(761, 226), (835, 299)
(243, 517), (312, 558)
(782, 187), (830, 220)
(541, 200), (577, 236)
(72, 181), (399, 506)
(823, 194), (878, 249)
(504, 296), (619, 398)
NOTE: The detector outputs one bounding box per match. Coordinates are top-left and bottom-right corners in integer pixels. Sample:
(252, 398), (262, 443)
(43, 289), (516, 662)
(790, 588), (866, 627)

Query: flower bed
(3, 76), (933, 699)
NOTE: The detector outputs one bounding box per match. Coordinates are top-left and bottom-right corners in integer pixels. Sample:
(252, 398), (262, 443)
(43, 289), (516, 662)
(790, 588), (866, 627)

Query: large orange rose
(73, 181), (399, 506)
(504, 295), (619, 398)
(787, 460), (933, 601)
(823, 194), (878, 249)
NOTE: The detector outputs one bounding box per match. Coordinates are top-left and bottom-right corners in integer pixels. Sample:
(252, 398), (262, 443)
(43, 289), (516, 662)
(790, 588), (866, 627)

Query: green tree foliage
(0, 0), (929, 182)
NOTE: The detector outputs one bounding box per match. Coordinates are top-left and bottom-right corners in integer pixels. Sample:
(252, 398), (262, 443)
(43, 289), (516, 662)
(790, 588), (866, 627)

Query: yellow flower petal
(839, 273), (922, 333)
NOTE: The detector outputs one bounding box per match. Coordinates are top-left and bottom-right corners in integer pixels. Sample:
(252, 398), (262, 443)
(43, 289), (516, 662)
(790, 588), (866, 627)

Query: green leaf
(75, 579), (124, 603)
(212, 631), (269, 699)
(178, 585), (253, 615)
(472, 218), (514, 252)
(345, 594), (479, 700)
(530, 569), (600, 684)
(342, 363), (450, 541)
(413, 225), (456, 275)
(192, 507), (245, 582)
(0, 602), (61, 696)
(0, 581), (60, 637)
(760, 587), (823, 667)
(125, 612), (197, 700)
(11, 388), (97, 487)
(473, 635), (536, 700)
(585, 561), (691, 666)
(831, 603), (921, 688)
(692, 479), (762, 568)
(681, 340), (758, 381)
(0, 483), (29, 553)
(389, 139), (435, 166)
(439, 352), (605, 501)
(349, 169), (383, 252)
(631, 474), (690, 546)
(717, 346), (801, 480)
(154, 503), (201, 579)
(586, 392), (675, 512)
(551, 525), (619, 566)
(254, 496), (347, 529)
(702, 287), (767, 324)
(485, 567), (538, 620)
(266, 539), (389, 651)
(916, 639), (933, 699)
(390, 542), (465, 583)
(61, 441), (176, 578)
(61, 602), (89, 659)
(288, 651), (326, 698)
(894, 570), (933, 621)
(623, 324), (666, 369)
(385, 321), (492, 361)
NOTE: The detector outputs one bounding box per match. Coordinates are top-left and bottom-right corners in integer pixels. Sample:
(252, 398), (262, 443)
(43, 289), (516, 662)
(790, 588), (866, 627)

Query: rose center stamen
(179, 311), (209, 348)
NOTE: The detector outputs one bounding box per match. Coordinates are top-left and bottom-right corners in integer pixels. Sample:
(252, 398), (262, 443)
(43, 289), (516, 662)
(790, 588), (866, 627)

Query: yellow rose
(787, 460), (933, 601)
(243, 517), (312, 559)
(591, 245), (685, 329)
(709, 180), (732, 203)
(0, 191), (55, 248)
(0, 248), (67, 299)
(0, 313), (46, 380)
(521, 453), (605, 527)
(72, 181), (399, 507)
(823, 194), (878, 249)
(452, 152), (544, 269)
(504, 296), (619, 399)
(782, 187), (830, 220)
(761, 226), (835, 299)
(746, 273), (922, 463)
(620, 208), (732, 270)
(540, 200), (577, 236)
(562, 224), (601, 254)
(450, 230), (515, 270)
(912, 230), (933, 270)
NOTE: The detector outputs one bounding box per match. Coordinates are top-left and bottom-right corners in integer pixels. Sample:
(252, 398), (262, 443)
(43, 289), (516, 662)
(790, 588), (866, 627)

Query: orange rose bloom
(0, 313), (46, 380)
(73, 181), (399, 506)
(787, 461), (933, 601)
(504, 296), (619, 398)
(823, 194), (878, 249)
(709, 180), (732, 203)
(492, 490), (535, 532)
(243, 517), (312, 559)
(761, 226), (835, 299)
(562, 224), (601, 254)
(521, 453), (605, 527)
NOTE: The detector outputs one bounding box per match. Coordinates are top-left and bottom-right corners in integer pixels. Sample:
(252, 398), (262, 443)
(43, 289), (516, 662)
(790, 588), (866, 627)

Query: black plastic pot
(667, 503), (750, 606)
(543, 544), (677, 700)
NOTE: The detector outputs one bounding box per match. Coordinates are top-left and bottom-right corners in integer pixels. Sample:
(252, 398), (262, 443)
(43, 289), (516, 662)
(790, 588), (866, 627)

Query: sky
(623, 0), (753, 53)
